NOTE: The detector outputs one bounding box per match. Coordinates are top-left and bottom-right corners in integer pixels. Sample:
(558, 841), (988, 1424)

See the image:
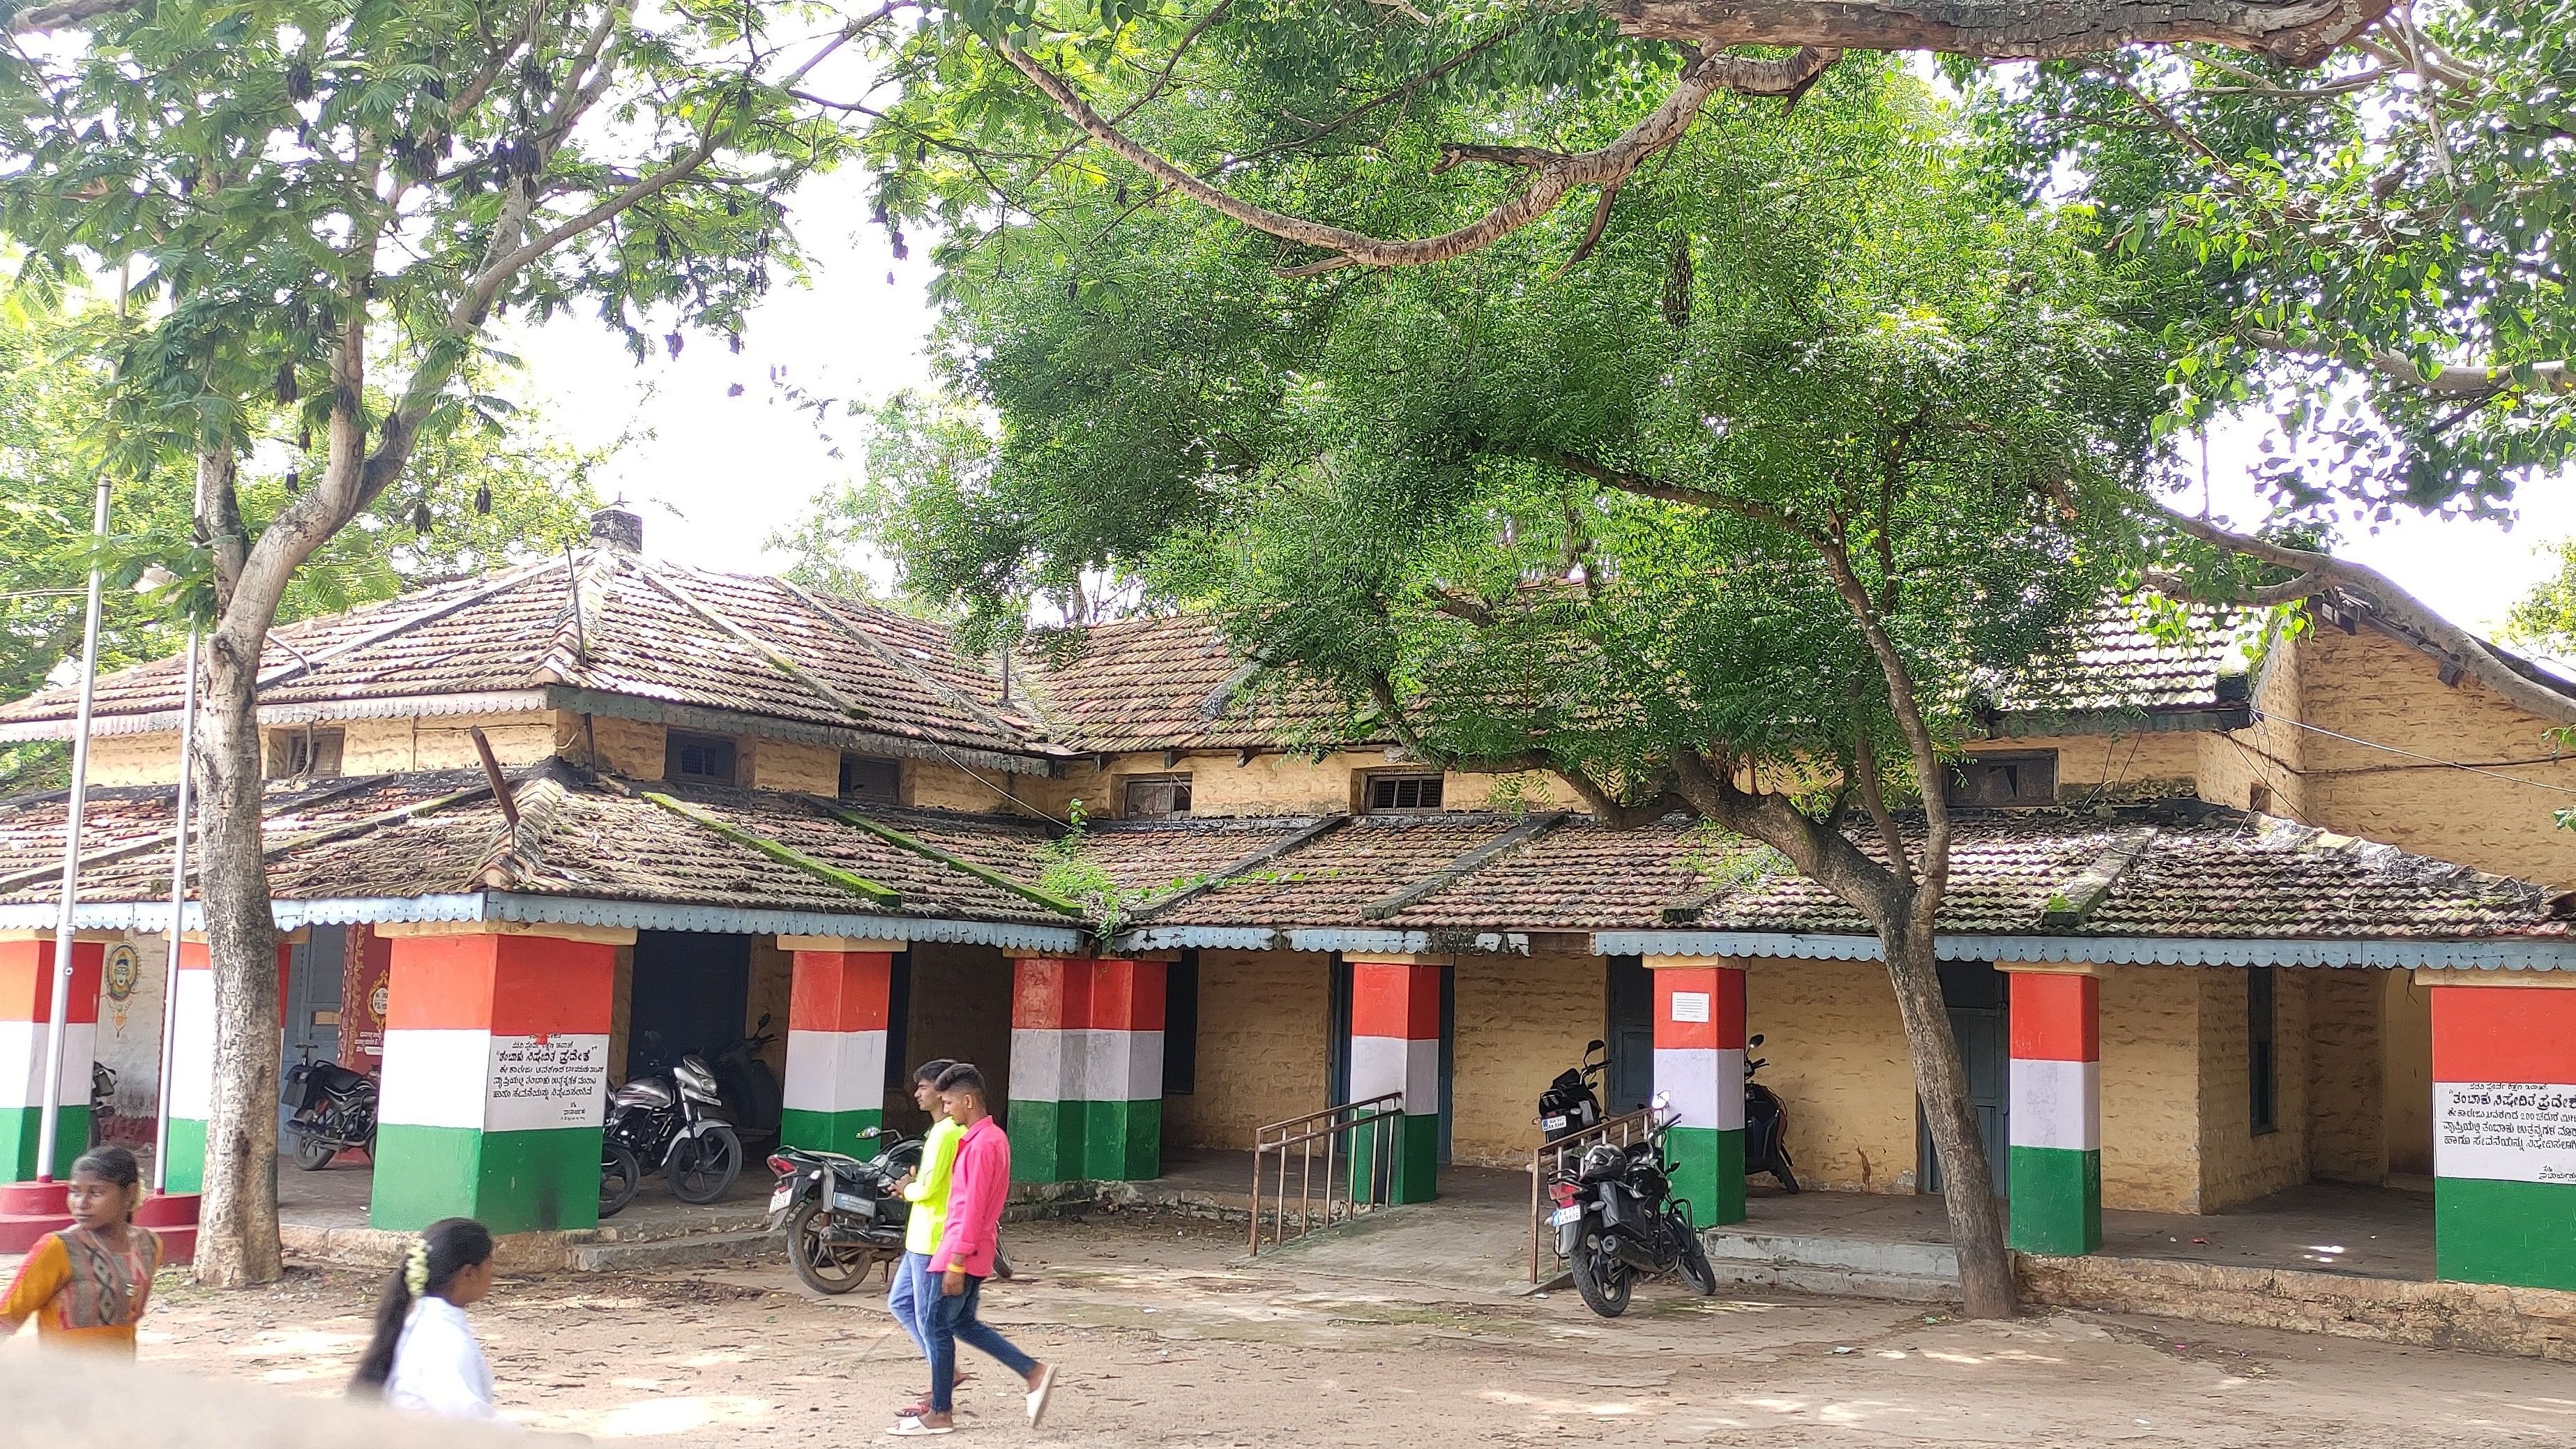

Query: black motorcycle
(1547, 1091), (1719, 1318)
(705, 1015), (784, 1147)
(1538, 1037), (1608, 1144)
(1745, 1033), (1799, 1193)
(88, 1062), (116, 1148)
(767, 1128), (925, 1294)
(283, 1056), (379, 1171)
(605, 1052), (745, 1205)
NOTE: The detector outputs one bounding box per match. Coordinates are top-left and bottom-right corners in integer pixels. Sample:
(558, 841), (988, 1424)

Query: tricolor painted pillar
(1646, 958), (1746, 1229)
(778, 936), (898, 1157)
(0, 934), (102, 1181)
(370, 923), (626, 1234)
(1346, 957), (1441, 1205)
(161, 933), (309, 1194)
(1009, 956), (1165, 1184)
(2427, 969), (2576, 1291)
(2006, 965), (2100, 1256)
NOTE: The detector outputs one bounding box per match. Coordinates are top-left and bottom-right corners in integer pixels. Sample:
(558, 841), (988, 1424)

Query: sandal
(1027, 1365), (1058, 1427)
(888, 1416), (954, 1437)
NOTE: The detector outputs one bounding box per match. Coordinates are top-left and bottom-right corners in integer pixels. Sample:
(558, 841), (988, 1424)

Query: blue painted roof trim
(1116, 925), (1278, 952)
(0, 893), (1084, 952)
(1588, 930), (2576, 970)
(1285, 927), (1531, 956)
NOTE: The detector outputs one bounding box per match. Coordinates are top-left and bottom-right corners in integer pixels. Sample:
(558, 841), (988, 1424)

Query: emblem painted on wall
(104, 943), (140, 1002)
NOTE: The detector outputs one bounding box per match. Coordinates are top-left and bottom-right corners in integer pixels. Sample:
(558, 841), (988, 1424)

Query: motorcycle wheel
(992, 1241), (1014, 1282)
(669, 1124), (743, 1204)
(1570, 1234), (1632, 1319)
(599, 1144), (642, 1219)
(1773, 1153), (1801, 1194)
(291, 1128), (338, 1171)
(1676, 1223), (1719, 1296)
(785, 1201), (871, 1295)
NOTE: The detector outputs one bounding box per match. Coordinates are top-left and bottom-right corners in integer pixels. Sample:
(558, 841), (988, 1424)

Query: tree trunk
(1609, 0), (2386, 64)
(1884, 918), (2016, 1317)
(188, 581), (283, 1287)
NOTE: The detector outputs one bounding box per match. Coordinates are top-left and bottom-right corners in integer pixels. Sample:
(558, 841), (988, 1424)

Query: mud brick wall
(1448, 950), (1604, 1167)
(2381, 970), (2435, 1176)
(2307, 969), (2387, 1183)
(339, 713), (556, 775)
(2294, 624), (2576, 886)
(1744, 956), (1918, 1194)
(605, 943), (635, 1086)
(578, 714), (667, 779)
(907, 759), (1059, 816)
(902, 942), (1013, 1124)
(2195, 967), (2314, 1211)
(79, 731), (183, 786)
(745, 934), (793, 1080)
(1162, 950), (1330, 1150)
(1973, 729), (2204, 801)
(749, 739), (838, 795)
(2099, 964), (2204, 1212)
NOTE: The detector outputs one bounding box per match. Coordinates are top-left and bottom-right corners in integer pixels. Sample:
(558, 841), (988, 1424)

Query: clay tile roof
(1983, 602), (2259, 718)
(1013, 614), (1365, 754)
(1128, 813), (1528, 928)
(0, 553), (1061, 764)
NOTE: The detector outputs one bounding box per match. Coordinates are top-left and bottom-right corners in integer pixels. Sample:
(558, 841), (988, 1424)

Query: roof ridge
(1119, 814), (1351, 926)
(631, 561), (873, 722)
(639, 789), (904, 907)
(772, 576), (1033, 744)
(1361, 812), (1570, 920)
(259, 554), (565, 690)
(812, 798), (1084, 916)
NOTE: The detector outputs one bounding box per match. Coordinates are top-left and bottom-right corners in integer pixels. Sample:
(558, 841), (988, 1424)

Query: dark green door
(1917, 960), (2010, 1197)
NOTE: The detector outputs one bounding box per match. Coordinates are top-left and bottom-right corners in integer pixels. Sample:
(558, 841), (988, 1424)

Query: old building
(1, 508), (2572, 1298)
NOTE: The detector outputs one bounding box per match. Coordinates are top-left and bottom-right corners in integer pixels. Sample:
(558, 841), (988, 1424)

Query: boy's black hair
(70, 1143), (141, 1191)
(934, 1062), (987, 1098)
(912, 1057), (958, 1086)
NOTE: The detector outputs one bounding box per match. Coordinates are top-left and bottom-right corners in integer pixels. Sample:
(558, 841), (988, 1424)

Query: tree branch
(2245, 328), (2573, 400)
(993, 38), (1837, 273)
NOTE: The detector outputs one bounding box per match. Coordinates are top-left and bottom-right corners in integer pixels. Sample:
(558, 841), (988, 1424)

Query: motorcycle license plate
(1540, 1115), (1568, 1132)
(833, 1193), (875, 1215)
(767, 1185), (793, 1214)
(1550, 1206), (1583, 1227)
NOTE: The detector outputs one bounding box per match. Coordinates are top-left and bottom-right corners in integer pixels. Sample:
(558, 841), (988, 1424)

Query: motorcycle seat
(310, 1062), (372, 1094)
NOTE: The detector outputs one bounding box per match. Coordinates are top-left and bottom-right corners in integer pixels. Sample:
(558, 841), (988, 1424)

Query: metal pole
(149, 622), (199, 1193)
(34, 476), (111, 1183)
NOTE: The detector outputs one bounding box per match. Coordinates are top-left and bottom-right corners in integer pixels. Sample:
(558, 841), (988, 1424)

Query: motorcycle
(1545, 1090), (1720, 1318)
(1745, 1033), (1799, 1193)
(283, 1056), (379, 1171)
(705, 1015), (785, 1147)
(767, 1128), (925, 1294)
(1537, 1037), (1607, 1144)
(604, 1052), (746, 1205)
(88, 1062), (116, 1148)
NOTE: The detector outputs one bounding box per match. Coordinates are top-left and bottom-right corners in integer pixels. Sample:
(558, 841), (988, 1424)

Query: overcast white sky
(506, 178), (2576, 639)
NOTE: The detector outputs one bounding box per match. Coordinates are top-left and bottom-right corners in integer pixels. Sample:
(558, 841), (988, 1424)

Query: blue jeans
(930, 1274), (1036, 1414)
(887, 1251), (935, 1360)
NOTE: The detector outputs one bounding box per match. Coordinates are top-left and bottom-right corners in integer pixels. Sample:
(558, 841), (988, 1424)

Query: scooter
(605, 1053), (745, 1204)
(282, 1054), (379, 1171)
(1545, 1090), (1718, 1317)
(1745, 1033), (1800, 1193)
(1538, 1038), (1607, 1143)
(706, 1013), (785, 1146)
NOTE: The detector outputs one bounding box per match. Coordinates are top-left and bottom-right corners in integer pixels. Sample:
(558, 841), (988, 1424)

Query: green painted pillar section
(0, 1105), (87, 1182)
(780, 1106), (885, 1159)
(2007, 1146), (2105, 1256)
(1664, 1125), (1745, 1231)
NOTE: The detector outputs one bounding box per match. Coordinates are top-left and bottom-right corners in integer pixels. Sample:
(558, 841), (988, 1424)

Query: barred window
(1364, 773), (1444, 812)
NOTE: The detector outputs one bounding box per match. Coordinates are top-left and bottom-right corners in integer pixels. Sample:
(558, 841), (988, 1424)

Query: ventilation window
(1123, 775), (1192, 819)
(839, 753), (901, 802)
(1364, 773), (1445, 813)
(1944, 751), (2056, 807)
(266, 727), (344, 780)
(666, 731), (738, 787)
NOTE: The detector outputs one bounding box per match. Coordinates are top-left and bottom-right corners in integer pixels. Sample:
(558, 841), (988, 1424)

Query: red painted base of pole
(133, 1191), (200, 1228)
(0, 1210), (71, 1252)
(0, 1180), (68, 1215)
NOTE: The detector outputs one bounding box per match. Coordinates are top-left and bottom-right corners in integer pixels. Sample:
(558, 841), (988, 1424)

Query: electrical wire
(2253, 709), (2576, 796)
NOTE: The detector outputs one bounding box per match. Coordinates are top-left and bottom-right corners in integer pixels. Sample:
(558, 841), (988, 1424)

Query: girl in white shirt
(351, 1217), (499, 1419)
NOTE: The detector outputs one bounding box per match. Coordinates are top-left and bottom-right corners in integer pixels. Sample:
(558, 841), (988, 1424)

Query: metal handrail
(1250, 1092), (1404, 1255)
(1527, 1107), (1656, 1283)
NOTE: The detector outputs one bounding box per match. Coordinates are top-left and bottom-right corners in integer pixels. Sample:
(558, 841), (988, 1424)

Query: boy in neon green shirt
(889, 1060), (964, 1413)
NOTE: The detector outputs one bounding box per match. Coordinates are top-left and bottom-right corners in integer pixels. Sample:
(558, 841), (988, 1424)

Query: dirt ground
(76, 1210), (2576, 1446)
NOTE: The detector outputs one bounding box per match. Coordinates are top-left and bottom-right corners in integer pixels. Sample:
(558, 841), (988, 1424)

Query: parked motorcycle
(605, 1053), (746, 1204)
(88, 1062), (116, 1148)
(1545, 1091), (1719, 1318)
(283, 1056), (379, 1171)
(1537, 1038), (1607, 1144)
(767, 1128), (926, 1294)
(706, 1014), (784, 1146)
(1744, 1033), (1799, 1194)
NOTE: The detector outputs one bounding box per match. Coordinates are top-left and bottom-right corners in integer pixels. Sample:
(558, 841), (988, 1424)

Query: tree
(0, 0), (888, 1284)
(818, 61), (2169, 1314)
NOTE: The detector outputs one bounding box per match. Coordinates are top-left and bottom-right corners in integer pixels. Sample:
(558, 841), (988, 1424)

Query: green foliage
(850, 61), (2169, 801)
(2505, 538), (2576, 653)
(1964, 1), (2576, 518)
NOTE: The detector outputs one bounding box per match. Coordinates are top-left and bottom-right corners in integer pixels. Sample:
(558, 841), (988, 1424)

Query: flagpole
(33, 474), (111, 1184)
(149, 622), (202, 1193)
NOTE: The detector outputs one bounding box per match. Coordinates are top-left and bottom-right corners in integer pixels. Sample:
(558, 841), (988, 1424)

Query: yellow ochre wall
(1449, 950), (1605, 1167)
(1743, 956), (1920, 1194)
(1161, 950), (1331, 1151)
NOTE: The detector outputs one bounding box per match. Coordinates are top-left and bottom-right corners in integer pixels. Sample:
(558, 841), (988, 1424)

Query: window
(666, 731), (738, 786)
(1945, 751), (2057, 807)
(1162, 951), (1199, 1096)
(840, 753), (901, 802)
(266, 727), (344, 779)
(2248, 966), (2277, 1135)
(1122, 775), (1192, 819)
(1363, 772), (1445, 812)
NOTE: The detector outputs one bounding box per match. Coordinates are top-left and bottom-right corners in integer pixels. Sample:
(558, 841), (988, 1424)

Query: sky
(507, 176), (2576, 641)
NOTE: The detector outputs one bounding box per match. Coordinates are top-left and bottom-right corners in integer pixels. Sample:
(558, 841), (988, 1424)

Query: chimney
(589, 505), (643, 552)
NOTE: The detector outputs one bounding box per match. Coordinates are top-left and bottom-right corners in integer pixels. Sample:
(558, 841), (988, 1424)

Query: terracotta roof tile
(1015, 615), (1363, 753)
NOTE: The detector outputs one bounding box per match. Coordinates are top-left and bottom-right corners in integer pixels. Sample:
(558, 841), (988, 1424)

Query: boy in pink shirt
(891, 1063), (1056, 1436)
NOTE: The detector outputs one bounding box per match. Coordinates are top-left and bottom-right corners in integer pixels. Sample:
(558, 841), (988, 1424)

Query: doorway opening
(1917, 960), (2010, 1197)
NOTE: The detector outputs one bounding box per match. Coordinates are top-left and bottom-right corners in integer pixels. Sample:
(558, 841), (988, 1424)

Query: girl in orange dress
(1, 1144), (162, 1355)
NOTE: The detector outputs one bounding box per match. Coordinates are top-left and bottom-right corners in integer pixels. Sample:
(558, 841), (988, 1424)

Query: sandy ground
(49, 1210), (2576, 1447)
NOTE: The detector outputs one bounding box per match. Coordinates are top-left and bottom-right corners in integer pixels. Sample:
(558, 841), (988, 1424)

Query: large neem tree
(835, 61), (2167, 1316)
(0, 0), (891, 1284)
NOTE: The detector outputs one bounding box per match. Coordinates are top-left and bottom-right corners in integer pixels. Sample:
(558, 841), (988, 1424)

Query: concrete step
(567, 1227), (782, 1273)
(0, 1211), (73, 1253)
(1699, 1229), (1962, 1303)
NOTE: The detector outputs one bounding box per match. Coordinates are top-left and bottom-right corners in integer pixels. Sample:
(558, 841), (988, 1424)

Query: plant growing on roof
(0, 0), (895, 1286)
